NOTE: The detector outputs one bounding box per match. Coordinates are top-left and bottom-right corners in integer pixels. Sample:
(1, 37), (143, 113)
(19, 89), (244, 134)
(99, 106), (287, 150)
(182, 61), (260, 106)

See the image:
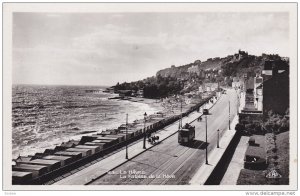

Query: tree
(263, 110), (289, 134)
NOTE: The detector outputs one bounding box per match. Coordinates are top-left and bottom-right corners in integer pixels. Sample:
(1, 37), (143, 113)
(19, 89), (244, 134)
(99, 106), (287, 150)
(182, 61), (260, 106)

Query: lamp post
(143, 112), (147, 149)
(203, 108), (209, 165)
(229, 100), (231, 130)
(205, 114), (208, 164)
(235, 89), (240, 114)
(125, 113), (128, 159)
(217, 129), (220, 148)
(179, 97), (183, 129)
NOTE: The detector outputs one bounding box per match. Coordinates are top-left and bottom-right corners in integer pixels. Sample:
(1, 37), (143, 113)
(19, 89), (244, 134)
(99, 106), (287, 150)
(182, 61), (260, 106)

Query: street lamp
(235, 88), (240, 114)
(178, 96), (183, 129)
(205, 114), (208, 164)
(229, 100), (231, 130)
(203, 108), (209, 165)
(217, 129), (220, 148)
(125, 113), (128, 159)
(143, 112), (147, 149)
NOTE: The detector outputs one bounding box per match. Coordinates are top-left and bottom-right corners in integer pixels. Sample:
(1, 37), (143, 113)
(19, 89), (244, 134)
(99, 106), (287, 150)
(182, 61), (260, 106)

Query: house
(262, 71), (289, 117)
(198, 85), (204, 93)
(262, 60), (287, 81)
(261, 60), (289, 117)
(254, 76), (263, 111)
(118, 90), (132, 97)
(187, 65), (201, 76)
(204, 83), (218, 92)
(232, 77), (240, 88)
(137, 89), (144, 97)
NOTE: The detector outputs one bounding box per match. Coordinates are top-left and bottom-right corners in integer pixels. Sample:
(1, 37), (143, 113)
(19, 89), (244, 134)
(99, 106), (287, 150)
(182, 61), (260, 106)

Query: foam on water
(12, 85), (160, 158)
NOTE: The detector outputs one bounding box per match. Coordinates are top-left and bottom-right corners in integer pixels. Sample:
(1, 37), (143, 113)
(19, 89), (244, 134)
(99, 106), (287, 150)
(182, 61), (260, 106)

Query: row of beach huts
(12, 93), (216, 185)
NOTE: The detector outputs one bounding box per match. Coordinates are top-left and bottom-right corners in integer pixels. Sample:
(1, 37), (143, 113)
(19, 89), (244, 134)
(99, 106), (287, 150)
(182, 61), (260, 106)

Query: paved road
(54, 93), (216, 185)
(90, 89), (238, 185)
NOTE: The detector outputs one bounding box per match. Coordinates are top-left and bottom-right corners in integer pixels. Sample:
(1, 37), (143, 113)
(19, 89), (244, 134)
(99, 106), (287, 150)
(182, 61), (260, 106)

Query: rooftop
(245, 146), (265, 159)
(12, 171), (33, 177)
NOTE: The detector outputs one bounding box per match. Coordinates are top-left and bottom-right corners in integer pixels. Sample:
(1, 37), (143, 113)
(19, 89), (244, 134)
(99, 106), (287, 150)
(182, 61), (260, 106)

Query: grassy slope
(237, 131), (289, 185)
(276, 131), (289, 184)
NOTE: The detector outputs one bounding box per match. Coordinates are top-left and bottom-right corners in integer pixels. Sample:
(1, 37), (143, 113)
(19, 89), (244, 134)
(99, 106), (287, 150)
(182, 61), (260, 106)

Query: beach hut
(79, 136), (98, 144)
(84, 142), (106, 150)
(42, 155), (73, 166)
(60, 140), (80, 148)
(118, 131), (135, 138)
(104, 134), (125, 142)
(16, 159), (61, 172)
(91, 135), (118, 140)
(90, 136), (119, 145)
(66, 148), (92, 157)
(96, 139), (118, 146)
(12, 171), (33, 184)
(116, 133), (132, 140)
(101, 129), (119, 135)
(43, 148), (56, 155)
(13, 164), (48, 178)
(75, 145), (101, 154)
(120, 129), (140, 137)
(54, 151), (83, 160)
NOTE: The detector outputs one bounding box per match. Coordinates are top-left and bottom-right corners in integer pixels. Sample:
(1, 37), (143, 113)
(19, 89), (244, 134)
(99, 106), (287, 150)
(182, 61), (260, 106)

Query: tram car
(178, 123), (195, 144)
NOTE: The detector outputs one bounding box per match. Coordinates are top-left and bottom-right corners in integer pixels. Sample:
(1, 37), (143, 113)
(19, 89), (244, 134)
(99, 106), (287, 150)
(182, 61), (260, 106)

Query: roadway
(53, 92), (217, 185)
(90, 89), (239, 185)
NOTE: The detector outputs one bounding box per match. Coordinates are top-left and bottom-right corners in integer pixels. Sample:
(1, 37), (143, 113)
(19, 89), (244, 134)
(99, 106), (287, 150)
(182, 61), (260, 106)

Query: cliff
(156, 51), (288, 79)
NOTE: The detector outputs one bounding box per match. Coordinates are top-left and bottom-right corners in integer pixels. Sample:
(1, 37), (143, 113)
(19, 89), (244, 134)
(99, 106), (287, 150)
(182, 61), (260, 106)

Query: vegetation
(237, 131), (289, 185)
(114, 51), (289, 99)
(114, 75), (184, 98)
(263, 110), (289, 134)
(235, 109), (289, 136)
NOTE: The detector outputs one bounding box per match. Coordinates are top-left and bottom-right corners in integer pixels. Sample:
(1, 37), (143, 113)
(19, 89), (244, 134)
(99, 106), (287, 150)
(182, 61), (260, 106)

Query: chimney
(272, 63), (279, 77)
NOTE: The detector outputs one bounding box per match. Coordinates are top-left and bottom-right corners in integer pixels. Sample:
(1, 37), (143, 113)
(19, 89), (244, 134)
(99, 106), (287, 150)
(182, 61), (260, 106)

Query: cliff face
(156, 57), (230, 78)
(156, 65), (190, 78)
(156, 52), (289, 79)
(113, 51), (289, 99)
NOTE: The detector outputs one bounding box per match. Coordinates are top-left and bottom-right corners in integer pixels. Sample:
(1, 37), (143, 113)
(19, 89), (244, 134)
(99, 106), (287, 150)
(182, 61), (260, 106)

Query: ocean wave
(12, 85), (161, 157)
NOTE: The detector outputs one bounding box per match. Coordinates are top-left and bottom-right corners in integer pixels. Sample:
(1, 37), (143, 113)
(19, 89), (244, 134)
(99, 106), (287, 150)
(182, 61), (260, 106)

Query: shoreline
(12, 92), (216, 185)
(14, 92), (213, 159)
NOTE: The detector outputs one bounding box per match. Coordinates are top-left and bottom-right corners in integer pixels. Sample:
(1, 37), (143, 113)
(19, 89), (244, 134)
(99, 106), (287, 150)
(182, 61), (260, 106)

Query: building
(204, 83), (218, 92)
(187, 65), (203, 77)
(136, 89), (144, 97)
(262, 60), (287, 81)
(258, 60), (289, 118)
(232, 50), (248, 62)
(254, 76), (263, 111)
(245, 77), (254, 93)
(262, 70), (289, 117)
(198, 85), (204, 93)
(118, 90), (132, 97)
(232, 77), (240, 88)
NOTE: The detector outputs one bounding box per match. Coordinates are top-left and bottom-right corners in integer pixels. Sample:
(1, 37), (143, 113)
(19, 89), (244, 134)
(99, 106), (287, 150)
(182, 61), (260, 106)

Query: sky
(13, 12), (289, 86)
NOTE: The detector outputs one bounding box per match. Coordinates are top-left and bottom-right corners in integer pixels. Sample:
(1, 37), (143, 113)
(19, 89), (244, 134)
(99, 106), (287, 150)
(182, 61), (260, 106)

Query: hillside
(113, 50), (289, 98)
(156, 51), (288, 79)
(156, 57), (226, 78)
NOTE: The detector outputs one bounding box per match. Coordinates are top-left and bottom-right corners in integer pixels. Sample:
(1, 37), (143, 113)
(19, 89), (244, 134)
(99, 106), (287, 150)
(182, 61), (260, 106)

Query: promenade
(90, 89), (239, 185)
(54, 94), (218, 185)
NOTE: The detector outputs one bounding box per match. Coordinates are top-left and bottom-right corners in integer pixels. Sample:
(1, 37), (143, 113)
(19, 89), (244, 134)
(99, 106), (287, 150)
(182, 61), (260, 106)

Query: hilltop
(113, 50), (289, 99)
(156, 50), (288, 79)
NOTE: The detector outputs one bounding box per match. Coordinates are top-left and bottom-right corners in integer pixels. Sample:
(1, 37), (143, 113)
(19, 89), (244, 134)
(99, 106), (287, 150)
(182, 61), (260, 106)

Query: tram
(178, 123), (195, 145)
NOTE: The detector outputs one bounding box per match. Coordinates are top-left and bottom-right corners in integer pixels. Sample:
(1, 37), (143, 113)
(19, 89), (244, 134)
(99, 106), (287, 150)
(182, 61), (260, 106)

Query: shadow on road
(182, 140), (209, 150)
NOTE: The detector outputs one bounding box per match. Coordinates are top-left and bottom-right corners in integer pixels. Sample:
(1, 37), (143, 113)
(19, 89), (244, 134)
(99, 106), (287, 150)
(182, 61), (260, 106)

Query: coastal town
(12, 50), (290, 186)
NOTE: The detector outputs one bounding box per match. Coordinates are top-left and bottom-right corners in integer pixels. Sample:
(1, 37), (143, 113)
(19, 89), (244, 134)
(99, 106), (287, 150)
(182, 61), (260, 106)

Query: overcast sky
(13, 12), (289, 86)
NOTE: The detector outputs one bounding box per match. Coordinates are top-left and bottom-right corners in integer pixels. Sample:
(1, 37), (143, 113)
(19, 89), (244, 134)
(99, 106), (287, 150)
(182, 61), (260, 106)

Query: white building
(232, 77), (240, 88)
(254, 76), (263, 111)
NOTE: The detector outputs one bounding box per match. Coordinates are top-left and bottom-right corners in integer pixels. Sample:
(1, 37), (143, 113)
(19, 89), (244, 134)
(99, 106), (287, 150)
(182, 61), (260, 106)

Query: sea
(12, 84), (160, 158)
